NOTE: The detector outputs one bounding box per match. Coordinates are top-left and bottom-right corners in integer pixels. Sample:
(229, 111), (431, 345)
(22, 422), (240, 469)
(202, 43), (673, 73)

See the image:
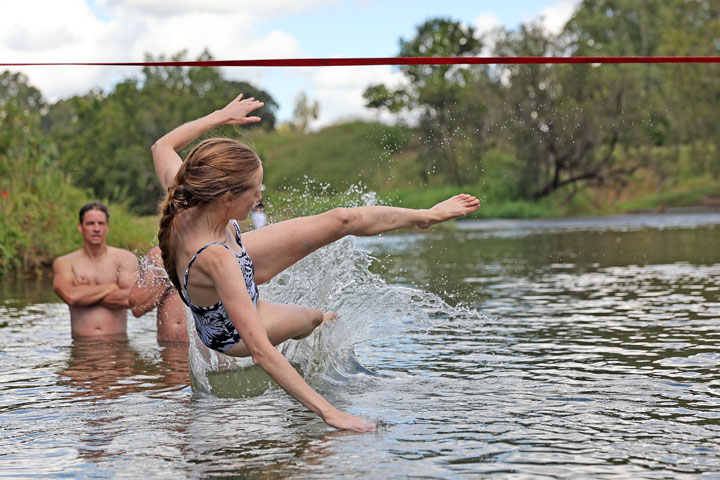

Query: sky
(0, 0), (579, 128)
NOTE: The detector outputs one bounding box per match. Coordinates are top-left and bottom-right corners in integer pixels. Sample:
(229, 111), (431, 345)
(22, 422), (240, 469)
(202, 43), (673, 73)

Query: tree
(487, 0), (697, 200)
(566, 0), (666, 57)
(43, 50), (279, 214)
(0, 71), (44, 112)
(364, 18), (494, 185)
(656, 0), (720, 177)
(0, 75), (88, 273)
(363, 3), (720, 200)
(293, 91), (319, 133)
(493, 24), (634, 199)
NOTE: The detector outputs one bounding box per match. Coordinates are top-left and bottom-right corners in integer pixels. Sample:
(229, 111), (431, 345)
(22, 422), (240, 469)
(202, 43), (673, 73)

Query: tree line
(2, 0), (719, 217)
(364, 0), (720, 201)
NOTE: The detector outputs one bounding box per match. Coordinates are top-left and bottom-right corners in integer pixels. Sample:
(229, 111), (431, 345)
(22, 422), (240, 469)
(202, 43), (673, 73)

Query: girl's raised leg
(242, 193), (480, 284)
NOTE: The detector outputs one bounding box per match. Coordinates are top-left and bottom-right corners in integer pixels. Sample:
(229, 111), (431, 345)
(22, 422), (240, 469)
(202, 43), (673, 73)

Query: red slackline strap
(2, 56), (720, 67)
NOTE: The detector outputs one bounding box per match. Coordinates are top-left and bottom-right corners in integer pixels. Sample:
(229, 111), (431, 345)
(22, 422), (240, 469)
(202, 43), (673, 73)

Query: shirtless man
(129, 246), (188, 343)
(53, 201), (138, 338)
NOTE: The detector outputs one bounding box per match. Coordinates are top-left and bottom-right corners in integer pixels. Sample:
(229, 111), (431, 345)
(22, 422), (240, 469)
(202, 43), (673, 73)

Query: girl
(153, 94), (480, 431)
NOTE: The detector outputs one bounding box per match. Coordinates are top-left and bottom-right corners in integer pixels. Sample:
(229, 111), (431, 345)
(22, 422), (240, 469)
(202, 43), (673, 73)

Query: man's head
(78, 201), (110, 247)
(79, 201), (109, 224)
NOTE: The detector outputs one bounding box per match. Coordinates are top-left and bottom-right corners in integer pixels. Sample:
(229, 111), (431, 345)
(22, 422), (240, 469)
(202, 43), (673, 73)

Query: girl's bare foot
(418, 194), (480, 229)
(292, 310), (339, 340)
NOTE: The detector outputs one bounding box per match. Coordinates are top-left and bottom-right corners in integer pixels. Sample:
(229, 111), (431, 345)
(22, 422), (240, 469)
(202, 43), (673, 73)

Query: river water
(1, 212), (719, 479)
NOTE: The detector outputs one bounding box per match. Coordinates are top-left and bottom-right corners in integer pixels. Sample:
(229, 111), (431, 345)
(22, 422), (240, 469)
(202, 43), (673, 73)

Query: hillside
(246, 121), (419, 194)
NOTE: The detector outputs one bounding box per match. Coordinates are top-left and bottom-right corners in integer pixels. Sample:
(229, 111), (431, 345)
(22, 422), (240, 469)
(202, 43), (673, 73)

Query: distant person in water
(129, 246), (188, 343)
(252, 200), (267, 229)
(152, 94), (480, 432)
(53, 201), (138, 338)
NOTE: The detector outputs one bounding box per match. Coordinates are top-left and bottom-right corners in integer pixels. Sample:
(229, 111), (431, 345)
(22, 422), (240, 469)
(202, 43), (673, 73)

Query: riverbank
(0, 203), (158, 278)
(4, 179), (719, 278)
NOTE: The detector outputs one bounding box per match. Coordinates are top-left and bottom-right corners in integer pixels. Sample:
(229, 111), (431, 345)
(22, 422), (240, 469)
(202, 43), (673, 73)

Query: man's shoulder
(53, 249), (86, 275)
(54, 249), (84, 264)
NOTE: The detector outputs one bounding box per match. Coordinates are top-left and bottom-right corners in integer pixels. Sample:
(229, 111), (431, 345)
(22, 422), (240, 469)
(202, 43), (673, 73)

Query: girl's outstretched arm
(151, 94), (264, 190)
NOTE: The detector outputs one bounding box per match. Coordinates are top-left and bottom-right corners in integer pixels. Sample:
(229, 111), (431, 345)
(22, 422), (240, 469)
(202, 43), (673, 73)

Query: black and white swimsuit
(179, 220), (259, 352)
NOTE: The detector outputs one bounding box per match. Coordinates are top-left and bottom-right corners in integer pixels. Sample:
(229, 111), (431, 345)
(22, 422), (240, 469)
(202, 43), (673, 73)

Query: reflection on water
(54, 337), (191, 464)
(1, 212), (720, 478)
(0, 303), (193, 478)
(58, 336), (190, 402)
(0, 276), (58, 310)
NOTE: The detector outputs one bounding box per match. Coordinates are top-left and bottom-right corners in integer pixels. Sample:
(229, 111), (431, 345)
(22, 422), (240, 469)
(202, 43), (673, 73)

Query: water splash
(135, 252), (171, 290)
(262, 178), (386, 222)
(187, 183), (485, 397)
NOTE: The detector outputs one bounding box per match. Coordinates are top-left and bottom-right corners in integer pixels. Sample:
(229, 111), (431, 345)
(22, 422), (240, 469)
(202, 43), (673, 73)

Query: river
(1, 212), (719, 479)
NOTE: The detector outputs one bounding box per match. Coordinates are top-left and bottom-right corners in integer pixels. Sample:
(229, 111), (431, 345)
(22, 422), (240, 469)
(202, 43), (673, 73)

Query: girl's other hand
(220, 94), (264, 125)
(323, 410), (377, 432)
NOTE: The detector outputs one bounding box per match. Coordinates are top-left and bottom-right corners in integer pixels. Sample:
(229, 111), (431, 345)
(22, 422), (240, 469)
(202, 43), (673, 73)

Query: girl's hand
(219, 94), (264, 125)
(323, 409), (377, 432)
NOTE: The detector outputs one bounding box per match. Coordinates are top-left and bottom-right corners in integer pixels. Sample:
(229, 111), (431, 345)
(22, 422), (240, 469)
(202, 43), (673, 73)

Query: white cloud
(0, 0), (304, 101)
(307, 65), (405, 129)
(218, 31), (303, 87)
(532, 0), (579, 34)
(0, 1), (108, 58)
(474, 12), (502, 37)
(4, 25), (78, 51)
(98, 5), (303, 62)
(0, 0), (136, 99)
(98, 0), (337, 16)
(474, 12), (503, 56)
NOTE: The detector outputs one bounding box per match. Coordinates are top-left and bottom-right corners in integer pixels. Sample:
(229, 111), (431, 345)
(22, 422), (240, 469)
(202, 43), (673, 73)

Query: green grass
(244, 127), (574, 220)
(246, 121), (418, 193)
(106, 212), (160, 254)
(243, 123), (720, 222)
(614, 177), (720, 213)
(0, 168), (158, 277)
(388, 186), (563, 219)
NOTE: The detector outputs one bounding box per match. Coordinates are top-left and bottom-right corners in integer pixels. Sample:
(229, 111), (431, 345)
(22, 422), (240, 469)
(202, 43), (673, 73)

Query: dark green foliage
(0, 75), (158, 275)
(364, 18), (492, 186)
(0, 71), (44, 111)
(42, 50), (279, 214)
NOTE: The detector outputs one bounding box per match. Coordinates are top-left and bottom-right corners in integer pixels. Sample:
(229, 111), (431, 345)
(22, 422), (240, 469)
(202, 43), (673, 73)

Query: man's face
(78, 209), (109, 246)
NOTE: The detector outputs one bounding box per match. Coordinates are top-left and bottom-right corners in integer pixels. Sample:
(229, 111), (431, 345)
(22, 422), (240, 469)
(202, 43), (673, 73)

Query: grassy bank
(0, 102), (159, 277)
(5, 116), (720, 278)
(612, 176), (720, 213)
(0, 182), (158, 277)
(259, 176), (720, 227)
(245, 123), (564, 219)
(245, 121), (418, 193)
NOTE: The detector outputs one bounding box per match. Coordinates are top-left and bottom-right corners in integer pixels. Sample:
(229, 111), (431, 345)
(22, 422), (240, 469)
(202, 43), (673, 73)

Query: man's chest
(72, 257), (119, 285)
